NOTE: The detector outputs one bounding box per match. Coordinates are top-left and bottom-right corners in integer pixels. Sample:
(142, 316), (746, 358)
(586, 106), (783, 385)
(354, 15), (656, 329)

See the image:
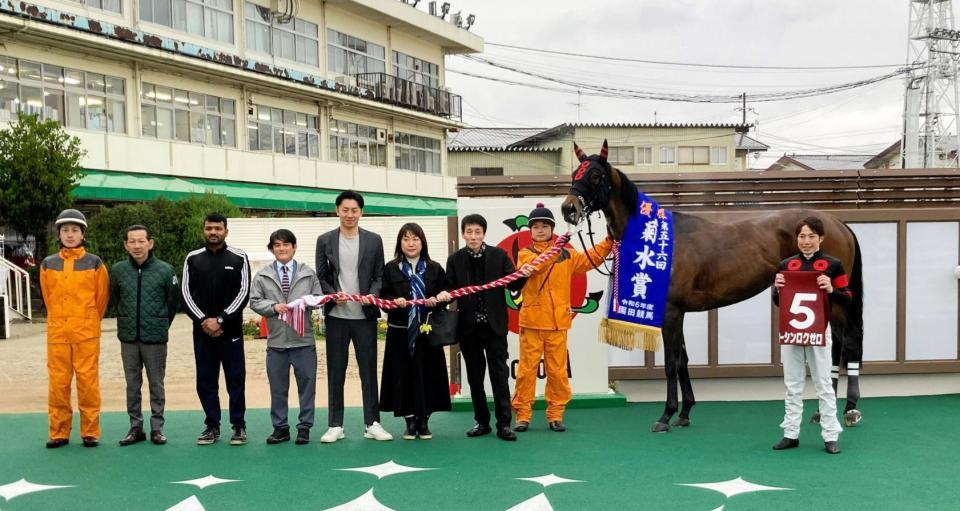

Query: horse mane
(612, 166), (638, 214)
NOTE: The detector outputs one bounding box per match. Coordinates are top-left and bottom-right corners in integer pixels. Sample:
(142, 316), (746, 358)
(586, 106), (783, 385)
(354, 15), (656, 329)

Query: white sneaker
(320, 426), (344, 443)
(364, 421), (393, 441)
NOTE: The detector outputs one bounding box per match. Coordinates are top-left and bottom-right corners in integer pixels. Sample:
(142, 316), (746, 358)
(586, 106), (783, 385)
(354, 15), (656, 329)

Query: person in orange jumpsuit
(512, 203), (612, 432)
(39, 209), (110, 448)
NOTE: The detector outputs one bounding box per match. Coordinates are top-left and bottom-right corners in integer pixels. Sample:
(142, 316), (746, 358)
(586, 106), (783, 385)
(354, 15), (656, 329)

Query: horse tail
(847, 228), (864, 340)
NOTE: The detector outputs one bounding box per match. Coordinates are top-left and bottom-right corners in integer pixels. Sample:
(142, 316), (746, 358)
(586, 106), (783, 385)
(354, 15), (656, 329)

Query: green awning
(73, 170), (457, 216)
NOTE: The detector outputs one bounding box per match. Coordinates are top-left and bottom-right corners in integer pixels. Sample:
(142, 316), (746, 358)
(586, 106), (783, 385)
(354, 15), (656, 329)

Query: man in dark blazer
(438, 214), (521, 442)
(315, 190), (391, 443)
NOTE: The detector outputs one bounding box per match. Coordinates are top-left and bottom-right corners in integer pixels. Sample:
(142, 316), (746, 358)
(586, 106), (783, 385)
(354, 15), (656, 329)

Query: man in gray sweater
(249, 229), (323, 445)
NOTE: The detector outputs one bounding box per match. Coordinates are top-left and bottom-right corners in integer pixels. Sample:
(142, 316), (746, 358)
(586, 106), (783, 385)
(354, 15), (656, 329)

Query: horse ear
(599, 139), (609, 163)
(573, 142), (588, 162)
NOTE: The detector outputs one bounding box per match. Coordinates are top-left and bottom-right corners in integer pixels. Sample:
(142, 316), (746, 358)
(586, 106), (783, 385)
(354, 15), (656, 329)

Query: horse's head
(561, 139), (613, 225)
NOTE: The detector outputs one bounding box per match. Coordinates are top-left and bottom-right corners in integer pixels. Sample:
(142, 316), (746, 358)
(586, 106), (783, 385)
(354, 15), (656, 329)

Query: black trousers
(193, 328), (246, 428)
(460, 323), (512, 428)
(325, 316), (380, 427)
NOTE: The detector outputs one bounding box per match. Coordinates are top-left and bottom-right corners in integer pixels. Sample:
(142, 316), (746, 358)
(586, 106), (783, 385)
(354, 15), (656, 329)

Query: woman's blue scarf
(401, 257), (427, 356)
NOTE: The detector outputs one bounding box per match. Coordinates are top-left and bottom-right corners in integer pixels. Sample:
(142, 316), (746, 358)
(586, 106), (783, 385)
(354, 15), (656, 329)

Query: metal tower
(903, 0), (960, 168)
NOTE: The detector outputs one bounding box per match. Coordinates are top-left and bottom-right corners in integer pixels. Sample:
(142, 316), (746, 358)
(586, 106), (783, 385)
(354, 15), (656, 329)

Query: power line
(456, 55), (915, 104)
(484, 41), (906, 71)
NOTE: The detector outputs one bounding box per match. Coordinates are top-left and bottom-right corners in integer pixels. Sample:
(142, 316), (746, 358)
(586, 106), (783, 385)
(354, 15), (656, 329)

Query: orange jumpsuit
(511, 237), (613, 423)
(39, 247), (109, 441)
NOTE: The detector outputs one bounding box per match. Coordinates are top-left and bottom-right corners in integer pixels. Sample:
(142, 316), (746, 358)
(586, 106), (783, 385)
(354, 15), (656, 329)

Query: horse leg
(652, 307), (682, 433)
(673, 335), (696, 428)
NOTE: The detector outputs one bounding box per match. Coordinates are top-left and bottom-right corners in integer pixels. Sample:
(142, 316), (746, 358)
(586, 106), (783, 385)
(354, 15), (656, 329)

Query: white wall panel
(849, 222), (898, 361)
(717, 292), (772, 364)
(905, 222), (959, 360)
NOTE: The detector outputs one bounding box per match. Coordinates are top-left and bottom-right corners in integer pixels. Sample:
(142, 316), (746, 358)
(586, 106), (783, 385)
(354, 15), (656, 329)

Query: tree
(0, 113), (85, 259)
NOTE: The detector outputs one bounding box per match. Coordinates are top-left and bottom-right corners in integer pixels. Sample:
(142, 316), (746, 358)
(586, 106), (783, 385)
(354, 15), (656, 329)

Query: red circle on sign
(813, 259), (829, 272)
(787, 259), (802, 271)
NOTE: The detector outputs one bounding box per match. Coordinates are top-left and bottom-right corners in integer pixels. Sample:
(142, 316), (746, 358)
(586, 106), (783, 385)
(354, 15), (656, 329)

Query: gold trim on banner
(599, 318), (662, 352)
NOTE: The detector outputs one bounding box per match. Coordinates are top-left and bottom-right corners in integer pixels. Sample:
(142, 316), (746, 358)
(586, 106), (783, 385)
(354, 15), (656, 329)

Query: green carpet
(1, 395), (957, 510)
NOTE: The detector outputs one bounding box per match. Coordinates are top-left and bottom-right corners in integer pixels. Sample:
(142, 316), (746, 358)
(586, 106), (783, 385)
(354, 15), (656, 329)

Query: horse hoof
(844, 409), (862, 427)
(651, 421), (670, 433)
(810, 413), (821, 425)
(671, 418), (690, 428)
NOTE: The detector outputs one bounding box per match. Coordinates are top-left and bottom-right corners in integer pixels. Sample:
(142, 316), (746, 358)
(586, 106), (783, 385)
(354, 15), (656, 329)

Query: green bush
(85, 193), (242, 278)
(83, 193), (242, 316)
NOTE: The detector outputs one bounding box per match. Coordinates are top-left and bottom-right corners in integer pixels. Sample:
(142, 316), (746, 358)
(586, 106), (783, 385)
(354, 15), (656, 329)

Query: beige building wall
(449, 151), (563, 177)
(1, 0), (478, 201)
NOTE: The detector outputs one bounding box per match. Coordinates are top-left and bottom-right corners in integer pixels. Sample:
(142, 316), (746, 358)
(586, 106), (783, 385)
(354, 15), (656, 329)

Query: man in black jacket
(181, 213), (251, 446)
(111, 225), (179, 447)
(438, 214), (519, 442)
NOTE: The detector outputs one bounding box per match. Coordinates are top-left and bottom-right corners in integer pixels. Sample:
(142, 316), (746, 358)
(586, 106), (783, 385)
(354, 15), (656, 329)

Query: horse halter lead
(569, 142), (615, 276)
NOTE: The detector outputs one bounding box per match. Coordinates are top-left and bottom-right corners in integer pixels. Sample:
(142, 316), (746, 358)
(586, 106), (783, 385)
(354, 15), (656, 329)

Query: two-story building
(448, 123), (769, 176)
(0, 0), (482, 217)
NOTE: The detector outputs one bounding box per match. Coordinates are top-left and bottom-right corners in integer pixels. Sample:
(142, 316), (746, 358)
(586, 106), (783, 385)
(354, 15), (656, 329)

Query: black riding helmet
(528, 202), (555, 227)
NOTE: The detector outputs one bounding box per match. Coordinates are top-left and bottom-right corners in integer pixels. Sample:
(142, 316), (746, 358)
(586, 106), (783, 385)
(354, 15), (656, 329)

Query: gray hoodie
(249, 261), (323, 349)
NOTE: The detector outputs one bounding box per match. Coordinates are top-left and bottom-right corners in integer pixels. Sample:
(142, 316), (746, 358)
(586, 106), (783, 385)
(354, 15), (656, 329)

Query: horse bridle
(569, 160), (615, 276)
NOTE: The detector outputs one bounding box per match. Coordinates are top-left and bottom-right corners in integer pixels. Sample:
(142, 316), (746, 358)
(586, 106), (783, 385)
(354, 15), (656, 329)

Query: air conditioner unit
(376, 129), (386, 143)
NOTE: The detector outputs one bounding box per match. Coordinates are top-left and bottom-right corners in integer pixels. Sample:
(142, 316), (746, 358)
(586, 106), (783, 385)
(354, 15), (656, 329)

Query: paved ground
(0, 314), (385, 414)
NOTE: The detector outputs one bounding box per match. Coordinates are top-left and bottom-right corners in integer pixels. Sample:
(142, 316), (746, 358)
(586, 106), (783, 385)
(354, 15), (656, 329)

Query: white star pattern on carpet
(514, 474), (583, 488)
(165, 495), (205, 511)
(171, 475), (241, 490)
(0, 479), (73, 501)
(505, 493), (554, 511)
(337, 460), (435, 480)
(677, 476), (791, 498)
(322, 489), (395, 511)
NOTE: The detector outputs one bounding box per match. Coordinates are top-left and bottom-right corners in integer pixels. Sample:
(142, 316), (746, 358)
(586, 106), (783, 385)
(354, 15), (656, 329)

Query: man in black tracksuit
(181, 213), (251, 446)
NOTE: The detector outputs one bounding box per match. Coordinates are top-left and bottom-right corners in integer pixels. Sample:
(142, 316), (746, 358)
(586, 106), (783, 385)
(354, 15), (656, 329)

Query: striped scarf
(401, 257), (427, 356)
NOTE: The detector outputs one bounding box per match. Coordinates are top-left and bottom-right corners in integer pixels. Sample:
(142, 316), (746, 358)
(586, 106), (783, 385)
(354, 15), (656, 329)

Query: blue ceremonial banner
(599, 192), (674, 352)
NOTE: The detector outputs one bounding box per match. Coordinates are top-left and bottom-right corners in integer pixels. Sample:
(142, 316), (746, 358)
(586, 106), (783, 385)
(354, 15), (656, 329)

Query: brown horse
(560, 141), (864, 432)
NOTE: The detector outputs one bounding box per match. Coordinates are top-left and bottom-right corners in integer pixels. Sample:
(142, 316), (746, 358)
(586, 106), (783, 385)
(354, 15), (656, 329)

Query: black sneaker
(772, 437), (800, 450)
(548, 421), (566, 432)
(82, 437), (99, 448)
(45, 438), (69, 449)
(295, 429), (310, 445)
(416, 417), (432, 440)
(230, 426), (247, 446)
(514, 421), (530, 432)
(197, 426), (220, 445)
(466, 423), (492, 438)
(266, 426), (290, 445)
(403, 417), (417, 440)
(119, 428), (146, 446)
(496, 426), (518, 442)
(151, 431), (167, 445)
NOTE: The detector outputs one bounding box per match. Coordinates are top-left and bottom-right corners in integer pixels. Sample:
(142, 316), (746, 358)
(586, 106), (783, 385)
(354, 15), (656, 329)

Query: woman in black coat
(379, 222), (451, 439)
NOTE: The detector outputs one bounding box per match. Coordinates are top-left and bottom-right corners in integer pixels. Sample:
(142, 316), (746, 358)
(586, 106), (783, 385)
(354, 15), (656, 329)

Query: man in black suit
(438, 214), (520, 442)
(315, 190), (391, 443)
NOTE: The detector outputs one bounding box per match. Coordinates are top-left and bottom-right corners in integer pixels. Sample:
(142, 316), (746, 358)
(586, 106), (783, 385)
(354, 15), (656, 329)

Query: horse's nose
(560, 195), (581, 224)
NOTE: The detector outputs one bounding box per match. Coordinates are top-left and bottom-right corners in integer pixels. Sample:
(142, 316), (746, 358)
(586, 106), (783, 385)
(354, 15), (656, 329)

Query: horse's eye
(589, 171), (601, 184)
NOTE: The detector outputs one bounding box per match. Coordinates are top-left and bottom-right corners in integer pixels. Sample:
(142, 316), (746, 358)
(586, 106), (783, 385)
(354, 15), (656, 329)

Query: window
(659, 146), (676, 165)
(0, 56), (125, 132)
(395, 132), (441, 174)
(68, 0), (121, 13)
(711, 146), (727, 165)
(248, 105), (319, 158)
(141, 0), (234, 43)
(637, 146), (653, 165)
(141, 82), (235, 146)
(470, 167), (503, 176)
(608, 146), (634, 165)
(679, 146), (710, 165)
(244, 3), (319, 66)
(392, 51), (439, 89)
(328, 119), (386, 166)
(327, 29), (385, 78)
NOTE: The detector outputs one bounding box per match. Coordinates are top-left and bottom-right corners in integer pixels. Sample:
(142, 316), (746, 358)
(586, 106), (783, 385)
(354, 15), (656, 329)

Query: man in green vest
(110, 224), (180, 446)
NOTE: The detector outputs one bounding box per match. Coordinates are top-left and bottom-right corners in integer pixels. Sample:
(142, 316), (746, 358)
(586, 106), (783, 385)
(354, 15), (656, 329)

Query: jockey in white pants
(772, 216), (853, 455)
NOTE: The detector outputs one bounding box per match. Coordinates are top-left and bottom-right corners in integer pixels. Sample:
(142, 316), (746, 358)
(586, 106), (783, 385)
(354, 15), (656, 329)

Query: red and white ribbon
(280, 232), (572, 336)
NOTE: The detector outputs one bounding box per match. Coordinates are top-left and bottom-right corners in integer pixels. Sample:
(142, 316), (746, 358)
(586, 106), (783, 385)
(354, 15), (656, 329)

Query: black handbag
(421, 305), (458, 347)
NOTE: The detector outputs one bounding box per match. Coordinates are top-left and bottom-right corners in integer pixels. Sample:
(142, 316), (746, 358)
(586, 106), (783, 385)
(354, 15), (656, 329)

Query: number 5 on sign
(778, 271), (828, 347)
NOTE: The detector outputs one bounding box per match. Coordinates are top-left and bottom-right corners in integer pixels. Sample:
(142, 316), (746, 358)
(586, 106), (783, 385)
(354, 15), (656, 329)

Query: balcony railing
(355, 73), (462, 121)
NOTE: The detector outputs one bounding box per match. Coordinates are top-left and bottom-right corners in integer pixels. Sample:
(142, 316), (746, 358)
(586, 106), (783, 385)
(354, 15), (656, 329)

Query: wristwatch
(216, 315), (224, 325)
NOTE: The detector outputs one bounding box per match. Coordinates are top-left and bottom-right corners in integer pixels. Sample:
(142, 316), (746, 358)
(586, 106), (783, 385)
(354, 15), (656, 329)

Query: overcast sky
(442, 0), (908, 169)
